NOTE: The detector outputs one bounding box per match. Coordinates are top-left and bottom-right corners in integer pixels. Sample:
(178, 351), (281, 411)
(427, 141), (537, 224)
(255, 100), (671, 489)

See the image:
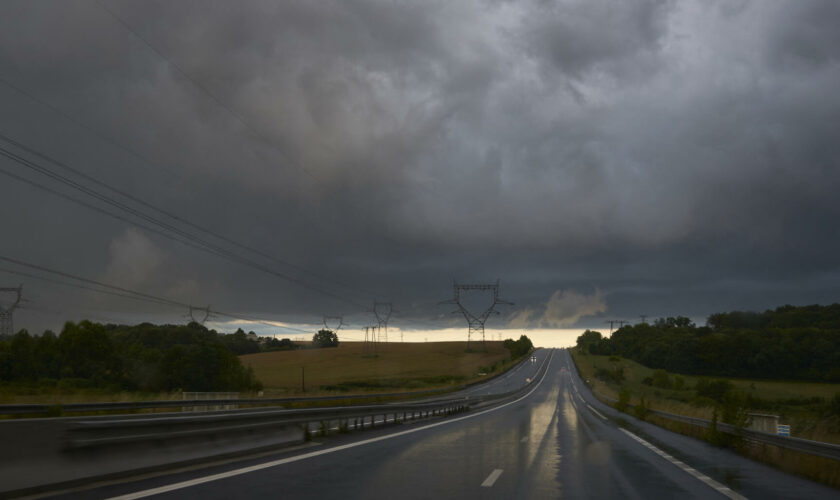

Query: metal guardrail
(566, 354), (840, 462)
(642, 407), (840, 461)
(0, 390), (449, 416)
(61, 350), (553, 451)
(65, 398), (470, 449)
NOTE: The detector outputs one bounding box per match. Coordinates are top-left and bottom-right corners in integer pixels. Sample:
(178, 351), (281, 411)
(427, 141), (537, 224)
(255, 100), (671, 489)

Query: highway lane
(433, 347), (548, 399)
(48, 348), (838, 499)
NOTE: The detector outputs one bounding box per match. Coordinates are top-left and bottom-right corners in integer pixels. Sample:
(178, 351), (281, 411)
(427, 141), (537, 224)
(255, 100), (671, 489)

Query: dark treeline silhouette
(504, 335), (533, 359)
(578, 304), (840, 382)
(0, 321), (263, 392)
(219, 327), (298, 355)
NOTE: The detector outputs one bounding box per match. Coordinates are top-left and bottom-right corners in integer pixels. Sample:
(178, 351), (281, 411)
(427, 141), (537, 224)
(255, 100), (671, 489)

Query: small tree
(313, 329), (339, 348)
(616, 386), (631, 412)
(652, 369), (672, 389)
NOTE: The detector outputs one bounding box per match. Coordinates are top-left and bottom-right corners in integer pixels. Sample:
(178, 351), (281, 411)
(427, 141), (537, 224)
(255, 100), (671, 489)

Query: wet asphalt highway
(49, 349), (838, 499)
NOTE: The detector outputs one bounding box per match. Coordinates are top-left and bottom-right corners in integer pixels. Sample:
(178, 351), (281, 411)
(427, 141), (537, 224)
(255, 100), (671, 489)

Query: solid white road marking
(586, 403), (607, 421)
(106, 351), (555, 500)
(481, 469), (504, 487)
(619, 429), (747, 500)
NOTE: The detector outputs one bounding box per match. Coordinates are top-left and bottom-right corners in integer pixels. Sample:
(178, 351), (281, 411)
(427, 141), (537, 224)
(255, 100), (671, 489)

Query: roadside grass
(0, 341), (515, 407)
(570, 348), (840, 444)
(242, 341), (513, 396)
(0, 387), (184, 405)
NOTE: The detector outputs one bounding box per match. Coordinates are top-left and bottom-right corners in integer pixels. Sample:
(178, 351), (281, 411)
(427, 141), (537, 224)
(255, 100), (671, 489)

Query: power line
(0, 143), (367, 309)
(0, 254), (311, 334)
(0, 163), (211, 255)
(0, 132), (380, 298)
(0, 81), (382, 301)
(95, 0), (320, 182)
(0, 266), (176, 307)
(0, 254), (187, 309)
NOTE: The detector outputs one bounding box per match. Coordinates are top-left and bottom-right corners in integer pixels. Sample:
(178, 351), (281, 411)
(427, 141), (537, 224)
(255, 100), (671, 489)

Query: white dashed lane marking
(481, 469), (504, 487)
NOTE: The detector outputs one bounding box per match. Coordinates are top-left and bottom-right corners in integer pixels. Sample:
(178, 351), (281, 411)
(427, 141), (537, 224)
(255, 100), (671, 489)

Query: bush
(503, 335), (533, 359)
(312, 329), (339, 348)
(634, 396), (649, 420)
(695, 379), (734, 403)
(674, 375), (685, 390)
(595, 366), (625, 384)
(616, 386), (631, 412)
(652, 369), (672, 389)
(828, 393), (840, 416)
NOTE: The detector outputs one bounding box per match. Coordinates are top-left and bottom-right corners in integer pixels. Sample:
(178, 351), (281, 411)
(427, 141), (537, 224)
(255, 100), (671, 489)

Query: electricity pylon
(0, 285), (22, 336)
(441, 280), (512, 351)
(372, 302), (394, 343)
(323, 315), (344, 332)
(363, 325), (378, 356)
(189, 305), (211, 325)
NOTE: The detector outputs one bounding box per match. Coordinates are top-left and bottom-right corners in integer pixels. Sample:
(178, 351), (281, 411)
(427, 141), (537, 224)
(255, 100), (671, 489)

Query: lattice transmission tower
(441, 280), (512, 351)
(323, 315), (344, 342)
(372, 302), (394, 343)
(363, 325), (378, 356)
(188, 305), (211, 325)
(0, 285), (22, 337)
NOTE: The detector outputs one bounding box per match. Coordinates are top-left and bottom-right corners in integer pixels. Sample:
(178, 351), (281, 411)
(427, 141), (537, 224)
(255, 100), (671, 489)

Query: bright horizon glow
(210, 320), (586, 348)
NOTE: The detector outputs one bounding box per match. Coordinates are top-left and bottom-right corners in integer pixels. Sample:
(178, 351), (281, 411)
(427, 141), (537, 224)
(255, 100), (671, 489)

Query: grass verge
(570, 348), (840, 490)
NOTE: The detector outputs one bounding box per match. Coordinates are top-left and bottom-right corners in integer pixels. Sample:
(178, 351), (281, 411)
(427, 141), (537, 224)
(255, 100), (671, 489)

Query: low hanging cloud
(510, 289), (606, 328)
(102, 228), (166, 290)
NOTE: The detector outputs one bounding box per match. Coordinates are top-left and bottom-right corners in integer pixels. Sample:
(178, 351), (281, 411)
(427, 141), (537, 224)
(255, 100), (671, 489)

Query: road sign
(777, 424), (790, 437)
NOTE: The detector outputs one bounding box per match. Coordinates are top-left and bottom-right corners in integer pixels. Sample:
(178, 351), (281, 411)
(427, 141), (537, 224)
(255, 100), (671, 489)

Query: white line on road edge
(619, 428), (747, 500)
(480, 469), (504, 487)
(106, 351), (555, 500)
(586, 403), (607, 421)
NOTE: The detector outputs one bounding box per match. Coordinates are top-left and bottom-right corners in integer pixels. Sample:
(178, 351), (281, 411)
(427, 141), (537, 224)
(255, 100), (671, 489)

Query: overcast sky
(1, 0), (839, 337)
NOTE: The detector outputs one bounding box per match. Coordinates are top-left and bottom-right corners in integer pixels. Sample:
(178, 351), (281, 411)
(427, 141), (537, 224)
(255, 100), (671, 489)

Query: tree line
(0, 321), (263, 392)
(504, 335), (533, 359)
(577, 304), (840, 382)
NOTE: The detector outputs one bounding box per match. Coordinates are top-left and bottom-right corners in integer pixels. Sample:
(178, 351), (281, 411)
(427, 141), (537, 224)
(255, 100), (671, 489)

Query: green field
(241, 341), (513, 395)
(570, 348), (840, 444)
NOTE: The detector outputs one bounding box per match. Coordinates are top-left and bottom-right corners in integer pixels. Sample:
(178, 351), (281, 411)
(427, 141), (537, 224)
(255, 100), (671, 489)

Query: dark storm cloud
(524, 0), (672, 80)
(1, 0), (839, 334)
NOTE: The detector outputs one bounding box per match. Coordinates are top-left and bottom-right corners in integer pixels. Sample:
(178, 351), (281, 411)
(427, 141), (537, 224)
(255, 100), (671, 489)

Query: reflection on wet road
(60, 349), (839, 500)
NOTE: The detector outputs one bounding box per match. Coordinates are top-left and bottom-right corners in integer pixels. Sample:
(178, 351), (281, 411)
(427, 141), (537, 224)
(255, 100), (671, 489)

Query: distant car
(530, 355), (537, 363)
